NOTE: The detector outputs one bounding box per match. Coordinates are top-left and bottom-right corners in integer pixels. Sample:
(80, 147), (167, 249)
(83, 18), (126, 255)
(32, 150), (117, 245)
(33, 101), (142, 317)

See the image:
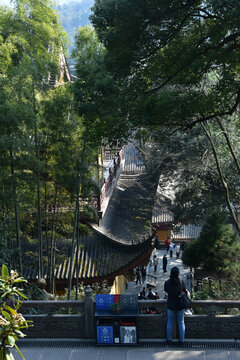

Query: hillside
(57, 0), (94, 51)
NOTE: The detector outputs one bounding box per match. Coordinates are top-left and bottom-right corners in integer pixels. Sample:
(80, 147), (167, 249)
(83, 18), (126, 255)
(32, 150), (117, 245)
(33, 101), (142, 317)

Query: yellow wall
(156, 229), (171, 243)
(110, 275), (126, 294)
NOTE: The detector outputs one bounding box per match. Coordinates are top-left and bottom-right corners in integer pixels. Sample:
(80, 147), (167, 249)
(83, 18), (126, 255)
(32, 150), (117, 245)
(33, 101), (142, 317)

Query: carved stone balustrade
(18, 297), (240, 340)
(138, 299), (240, 339)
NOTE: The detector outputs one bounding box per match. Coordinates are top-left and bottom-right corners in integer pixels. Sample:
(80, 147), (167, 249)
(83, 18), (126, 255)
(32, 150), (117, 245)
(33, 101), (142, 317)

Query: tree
(0, 0), (68, 277)
(66, 26), (129, 299)
(91, 0), (240, 134)
(182, 210), (239, 274)
(72, 25), (129, 146)
(91, 0), (240, 133)
(91, 0), (240, 108)
(91, 1), (240, 232)
(137, 120), (240, 226)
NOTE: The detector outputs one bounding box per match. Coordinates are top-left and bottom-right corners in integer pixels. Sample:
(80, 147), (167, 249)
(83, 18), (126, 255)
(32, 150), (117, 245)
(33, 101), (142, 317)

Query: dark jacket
(164, 278), (186, 311)
(163, 256), (167, 266)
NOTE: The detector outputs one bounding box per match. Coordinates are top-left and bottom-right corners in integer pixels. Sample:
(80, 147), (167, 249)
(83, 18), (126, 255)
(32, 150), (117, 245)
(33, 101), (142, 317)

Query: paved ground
(125, 248), (191, 298)
(12, 346), (240, 360)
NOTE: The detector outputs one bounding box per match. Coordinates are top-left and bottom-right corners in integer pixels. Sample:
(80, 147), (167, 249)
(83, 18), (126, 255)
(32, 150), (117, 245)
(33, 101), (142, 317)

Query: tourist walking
(162, 254), (168, 273)
(141, 266), (147, 283)
(135, 267), (142, 286)
(153, 255), (158, 272)
(164, 266), (186, 346)
(175, 244), (180, 258)
(169, 242), (175, 258)
(165, 237), (170, 252)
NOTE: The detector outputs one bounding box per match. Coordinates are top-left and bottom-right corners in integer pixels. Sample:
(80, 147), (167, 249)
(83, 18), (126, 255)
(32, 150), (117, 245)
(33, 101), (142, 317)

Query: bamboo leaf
(4, 306), (18, 315)
(14, 329), (25, 337)
(15, 301), (23, 310)
(17, 291), (28, 299)
(2, 311), (11, 321)
(14, 344), (25, 360)
(19, 324), (33, 329)
(1, 289), (12, 299)
(2, 264), (9, 277)
(12, 279), (27, 284)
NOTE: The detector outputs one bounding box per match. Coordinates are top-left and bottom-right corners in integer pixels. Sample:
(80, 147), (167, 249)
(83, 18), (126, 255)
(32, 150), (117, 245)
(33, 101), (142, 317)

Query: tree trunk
(75, 212), (80, 300)
(201, 123), (240, 235)
(67, 139), (86, 300)
(49, 183), (58, 295)
(2, 175), (8, 248)
(216, 118), (240, 177)
(44, 147), (49, 271)
(9, 148), (22, 274)
(32, 80), (43, 279)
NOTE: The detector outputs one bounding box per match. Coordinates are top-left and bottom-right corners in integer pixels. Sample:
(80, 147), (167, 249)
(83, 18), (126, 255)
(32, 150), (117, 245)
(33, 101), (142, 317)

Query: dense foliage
(1, 0), (240, 299)
(91, 0), (240, 230)
(0, 264), (31, 360)
(182, 210), (240, 273)
(0, 1), (102, 283)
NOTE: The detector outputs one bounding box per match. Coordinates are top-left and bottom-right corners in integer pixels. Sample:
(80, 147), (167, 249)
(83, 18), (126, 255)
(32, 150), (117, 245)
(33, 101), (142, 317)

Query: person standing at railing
(164, 266), (186, 346)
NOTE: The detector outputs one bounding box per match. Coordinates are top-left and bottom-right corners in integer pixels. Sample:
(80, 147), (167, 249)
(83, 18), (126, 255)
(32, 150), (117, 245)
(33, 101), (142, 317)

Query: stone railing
(138, 299), (240, 339)
(20, 288), (240, 340)
(21, 286), (93, 339)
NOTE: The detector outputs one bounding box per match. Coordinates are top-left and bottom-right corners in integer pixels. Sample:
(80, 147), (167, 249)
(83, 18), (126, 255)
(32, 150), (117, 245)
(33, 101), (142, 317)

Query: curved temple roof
(24, 149), (159, 282)
(55, 233), (153, 281)
(91, 172), (157, 244)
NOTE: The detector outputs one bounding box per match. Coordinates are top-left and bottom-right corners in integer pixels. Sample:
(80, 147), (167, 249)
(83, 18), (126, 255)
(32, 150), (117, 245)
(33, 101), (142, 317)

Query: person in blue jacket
(164, 266), (186, 346)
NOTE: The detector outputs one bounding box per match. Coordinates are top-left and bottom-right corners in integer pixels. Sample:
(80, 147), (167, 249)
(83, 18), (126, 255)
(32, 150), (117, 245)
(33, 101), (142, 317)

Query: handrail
(138, 299), (240, 315)
(20, 300), (85, 308)
(19, 299), (240, 310)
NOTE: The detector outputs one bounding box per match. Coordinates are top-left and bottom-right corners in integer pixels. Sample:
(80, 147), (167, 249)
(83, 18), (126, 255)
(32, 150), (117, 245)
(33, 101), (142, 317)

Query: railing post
(84, 285), (95, 339)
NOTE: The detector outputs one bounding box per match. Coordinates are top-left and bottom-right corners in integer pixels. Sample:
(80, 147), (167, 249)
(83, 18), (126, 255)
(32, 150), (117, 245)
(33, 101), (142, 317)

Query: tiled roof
(92, 172), (158, 244)
(23, 233), (153, 281)
(151, 197), (174, 224)
(152, 195), (201, 240)
(172, 224), (201, 240)
(24, 167), (157, 281)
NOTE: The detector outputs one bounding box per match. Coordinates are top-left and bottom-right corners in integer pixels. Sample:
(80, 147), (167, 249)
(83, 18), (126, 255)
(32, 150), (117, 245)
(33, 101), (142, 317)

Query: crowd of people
(165, 238), (185, 258)
(138, 286), (159, 300)
(138, 286), (161, 314)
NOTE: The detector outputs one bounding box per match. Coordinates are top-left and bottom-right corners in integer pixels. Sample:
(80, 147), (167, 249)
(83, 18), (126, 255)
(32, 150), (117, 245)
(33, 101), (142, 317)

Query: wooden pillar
(84, 285), (95, 339)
